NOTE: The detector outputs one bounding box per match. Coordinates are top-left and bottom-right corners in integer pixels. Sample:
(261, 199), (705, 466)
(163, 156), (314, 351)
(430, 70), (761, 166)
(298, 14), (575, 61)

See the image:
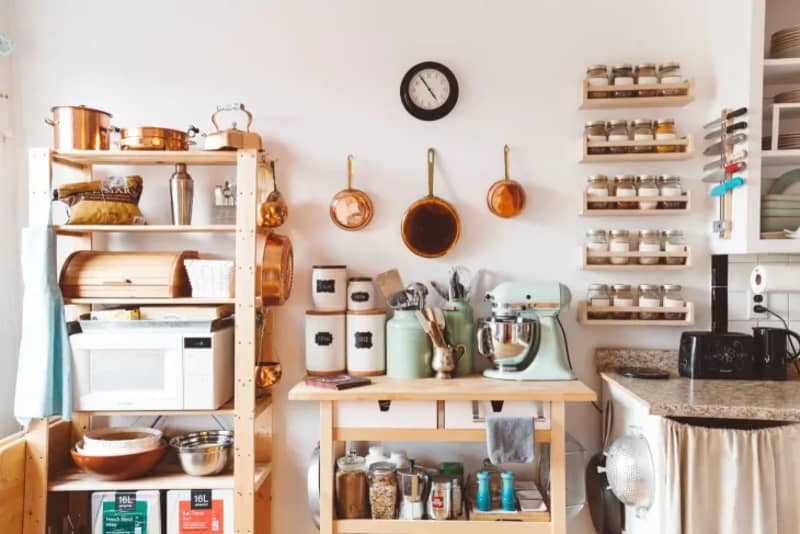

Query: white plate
(82, 427), (163, 455)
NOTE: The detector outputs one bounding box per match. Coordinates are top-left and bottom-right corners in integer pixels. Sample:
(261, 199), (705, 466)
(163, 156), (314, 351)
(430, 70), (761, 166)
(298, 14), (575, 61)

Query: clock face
(401, 61), (459, 121)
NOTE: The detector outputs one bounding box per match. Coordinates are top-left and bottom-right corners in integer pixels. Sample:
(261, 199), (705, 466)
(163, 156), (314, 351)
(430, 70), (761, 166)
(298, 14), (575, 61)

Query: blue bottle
(476, 471), (491, 512)
(501, 471), (516, 511)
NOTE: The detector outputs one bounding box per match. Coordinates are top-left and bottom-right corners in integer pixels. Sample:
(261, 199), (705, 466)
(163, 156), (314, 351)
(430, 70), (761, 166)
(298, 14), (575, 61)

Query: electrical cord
(753, 304), (800, 374)
(555, 314), (602, 413)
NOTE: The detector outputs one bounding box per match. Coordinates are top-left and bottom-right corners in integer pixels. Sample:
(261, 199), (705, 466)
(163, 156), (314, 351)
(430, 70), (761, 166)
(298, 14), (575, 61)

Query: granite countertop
(597, 348), (800, 422)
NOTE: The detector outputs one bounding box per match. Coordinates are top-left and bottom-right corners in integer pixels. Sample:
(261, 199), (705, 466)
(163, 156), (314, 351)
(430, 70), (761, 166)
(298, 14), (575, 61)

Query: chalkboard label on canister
(354, 331), (373, 349)
(315, 332), (334, 346)
(316, 279), (336, 293)
(350, 291), (369, 303)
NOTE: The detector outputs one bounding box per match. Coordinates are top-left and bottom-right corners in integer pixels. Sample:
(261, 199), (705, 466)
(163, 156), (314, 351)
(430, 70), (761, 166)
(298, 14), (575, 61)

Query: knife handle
(727, 107), (748, 120)
(725, 161), (746, 173)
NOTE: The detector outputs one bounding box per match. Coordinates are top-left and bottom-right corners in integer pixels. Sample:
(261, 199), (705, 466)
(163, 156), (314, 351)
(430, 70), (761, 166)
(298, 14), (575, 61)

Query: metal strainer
(598, 427), (655, 518)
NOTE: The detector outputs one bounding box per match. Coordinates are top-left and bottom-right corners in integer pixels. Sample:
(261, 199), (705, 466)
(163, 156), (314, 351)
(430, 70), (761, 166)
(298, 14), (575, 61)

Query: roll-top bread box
(59, 250), (198, 298)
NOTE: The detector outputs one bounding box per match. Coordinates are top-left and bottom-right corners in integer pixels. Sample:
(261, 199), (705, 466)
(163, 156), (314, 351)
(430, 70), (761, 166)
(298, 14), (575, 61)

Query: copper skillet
(256, 230), (293, 306)
(486, 144), (526, 218)
(401, 148), (461, 258)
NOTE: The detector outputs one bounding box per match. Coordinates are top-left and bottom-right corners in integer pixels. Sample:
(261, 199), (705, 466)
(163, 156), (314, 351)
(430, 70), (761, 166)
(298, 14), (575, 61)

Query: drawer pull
(378, 400), (391, 412)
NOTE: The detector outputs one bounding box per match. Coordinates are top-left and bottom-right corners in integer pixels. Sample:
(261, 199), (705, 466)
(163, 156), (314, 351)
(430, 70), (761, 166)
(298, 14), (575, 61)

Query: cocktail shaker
(169, 163), (194, 225)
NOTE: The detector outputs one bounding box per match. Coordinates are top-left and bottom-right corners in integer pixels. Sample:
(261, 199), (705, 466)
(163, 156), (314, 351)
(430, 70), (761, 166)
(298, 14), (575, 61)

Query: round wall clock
(400, 61), (459, 121)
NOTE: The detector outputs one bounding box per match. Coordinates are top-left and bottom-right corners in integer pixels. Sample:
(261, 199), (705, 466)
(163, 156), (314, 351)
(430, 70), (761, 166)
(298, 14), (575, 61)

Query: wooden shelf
(48, 462), (271, 492)
(334, 427), (552, 444)
(578, 301), (695, 326)
(64, 297), (236, 305)
(335, 519), (551, 533)
(72, 395), (272, 418)
(55, 224), (236, 235)
(581, 192), (690, 216)
(582, 247), (691, 271)
(52, 149), (240, 167)
(579, 80), (694, 109)
(581, 136), (693, 162)
(763, 58), (800, 85)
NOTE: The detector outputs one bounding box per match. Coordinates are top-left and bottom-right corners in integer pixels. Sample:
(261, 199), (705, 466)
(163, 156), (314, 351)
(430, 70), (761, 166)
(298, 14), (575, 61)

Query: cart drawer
(444, 401), (550, 429)
(335, 400), (437, 429)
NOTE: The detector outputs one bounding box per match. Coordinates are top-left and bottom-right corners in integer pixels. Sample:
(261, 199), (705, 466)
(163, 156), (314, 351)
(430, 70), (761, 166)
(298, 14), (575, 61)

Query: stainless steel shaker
(169, 163), (194, 225)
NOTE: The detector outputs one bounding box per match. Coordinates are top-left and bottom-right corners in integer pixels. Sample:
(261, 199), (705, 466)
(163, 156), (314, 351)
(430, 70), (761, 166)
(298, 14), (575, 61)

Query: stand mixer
(476, 281), (576, 381)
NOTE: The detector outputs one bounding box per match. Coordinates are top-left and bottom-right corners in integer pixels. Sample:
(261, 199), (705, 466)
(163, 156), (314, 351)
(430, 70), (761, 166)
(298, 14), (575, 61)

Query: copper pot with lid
(45, 105), (113, 150)
(486, 144), (526, 218)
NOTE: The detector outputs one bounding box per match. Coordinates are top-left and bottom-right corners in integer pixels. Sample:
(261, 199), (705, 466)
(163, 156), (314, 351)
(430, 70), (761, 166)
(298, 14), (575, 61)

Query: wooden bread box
(59, 250), (198, 298)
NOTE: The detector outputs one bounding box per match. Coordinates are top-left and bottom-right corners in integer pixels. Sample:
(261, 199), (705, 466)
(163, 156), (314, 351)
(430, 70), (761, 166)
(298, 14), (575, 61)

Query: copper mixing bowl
(71, 440), (167, 481)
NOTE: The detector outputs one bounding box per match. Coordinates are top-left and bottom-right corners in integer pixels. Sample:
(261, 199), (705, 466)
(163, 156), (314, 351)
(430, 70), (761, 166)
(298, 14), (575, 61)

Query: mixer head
(484, 281), (571, 317)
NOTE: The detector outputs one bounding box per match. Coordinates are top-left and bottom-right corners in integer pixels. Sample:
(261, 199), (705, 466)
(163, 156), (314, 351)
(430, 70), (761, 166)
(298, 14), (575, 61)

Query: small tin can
(347, 277), (375, 311)
(427, 474), (452, 520)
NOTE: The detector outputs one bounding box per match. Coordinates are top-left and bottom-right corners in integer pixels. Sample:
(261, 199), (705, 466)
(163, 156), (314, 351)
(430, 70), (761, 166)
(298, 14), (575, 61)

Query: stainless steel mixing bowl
(170, 431), (234, 476)
(476, 315), (538, 367)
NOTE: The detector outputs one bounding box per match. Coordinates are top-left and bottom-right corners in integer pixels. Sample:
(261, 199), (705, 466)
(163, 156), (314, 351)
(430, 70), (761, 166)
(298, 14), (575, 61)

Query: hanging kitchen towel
(486, 415), (535, 464)
(13, 223), (72, 427)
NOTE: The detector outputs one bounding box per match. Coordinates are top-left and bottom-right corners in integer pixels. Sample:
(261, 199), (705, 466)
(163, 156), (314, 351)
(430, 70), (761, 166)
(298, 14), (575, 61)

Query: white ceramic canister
(312, 265), (347, 311)
(346, 310), (386, 376)
(347, 277), (375, 311)
(305, 310), (346, 376)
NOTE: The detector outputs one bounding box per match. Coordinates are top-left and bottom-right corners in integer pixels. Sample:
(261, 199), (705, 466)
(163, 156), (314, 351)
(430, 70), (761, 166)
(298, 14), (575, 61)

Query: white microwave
(70, 322), (234, 411)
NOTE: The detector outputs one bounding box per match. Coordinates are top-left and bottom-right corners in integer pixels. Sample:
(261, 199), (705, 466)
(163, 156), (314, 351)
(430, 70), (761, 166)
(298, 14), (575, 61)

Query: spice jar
(662, 284), (686, 319)
(635, 63), (659, 96)
(660, 176), (684, 208)
(612, 284), (635, 319)
(638, 284), (662, 320)
(609, 229), (631, 265)
(611, 64), (635, 97)
(369, 462), (398, 519)
(638, 229), (662, 265)
(585, 229), (609, 264)
(585, 120), (609, 154)
(586, 175), (610, 209)
(663, 229), (687, 265)
(615, 175), (638, 209)
(631, 119), (655, 153)
(607, 120), (630, 153)
(637, 175), (660, 210)
(586, 64), (610, 98)
(654, 118), (678, 152)
(336, 452), (369, 519)
(658, 62), (684, 96)
(587, 283), (612, 319)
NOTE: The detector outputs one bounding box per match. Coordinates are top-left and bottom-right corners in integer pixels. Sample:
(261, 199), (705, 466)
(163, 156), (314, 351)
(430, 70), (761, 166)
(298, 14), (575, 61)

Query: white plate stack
(771, 25), (800, 58)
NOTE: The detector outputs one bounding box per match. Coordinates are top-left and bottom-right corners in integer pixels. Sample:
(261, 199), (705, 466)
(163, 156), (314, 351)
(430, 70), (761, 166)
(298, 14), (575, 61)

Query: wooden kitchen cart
(288, 376), (596, 534)
(17, 148), (273, 534)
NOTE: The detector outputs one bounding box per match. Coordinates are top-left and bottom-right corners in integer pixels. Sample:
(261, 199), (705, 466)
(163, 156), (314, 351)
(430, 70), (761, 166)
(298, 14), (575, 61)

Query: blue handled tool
(710, 177), (745, 197)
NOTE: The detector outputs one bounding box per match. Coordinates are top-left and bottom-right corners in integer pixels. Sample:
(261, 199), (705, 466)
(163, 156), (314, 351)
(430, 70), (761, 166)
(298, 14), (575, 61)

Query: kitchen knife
(702, 161), (747, 183)
(703, 121), (748, 140)
(710, 177), (745, 197)
(703, 133), (748, 156)
(703, 150), (748, 171)
(703, 107), (748, 129)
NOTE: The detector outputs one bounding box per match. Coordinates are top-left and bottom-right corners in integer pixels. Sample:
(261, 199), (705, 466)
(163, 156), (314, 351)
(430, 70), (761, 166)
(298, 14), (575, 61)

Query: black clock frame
(400, 61), (459, 121)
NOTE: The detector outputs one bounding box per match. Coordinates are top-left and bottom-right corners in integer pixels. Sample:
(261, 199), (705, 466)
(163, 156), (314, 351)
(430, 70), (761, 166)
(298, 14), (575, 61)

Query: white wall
(8, 1), (748, 532)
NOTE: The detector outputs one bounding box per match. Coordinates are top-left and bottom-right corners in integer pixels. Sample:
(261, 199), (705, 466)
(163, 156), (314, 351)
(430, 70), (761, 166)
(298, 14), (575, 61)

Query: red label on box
(178, 499), (224, 533)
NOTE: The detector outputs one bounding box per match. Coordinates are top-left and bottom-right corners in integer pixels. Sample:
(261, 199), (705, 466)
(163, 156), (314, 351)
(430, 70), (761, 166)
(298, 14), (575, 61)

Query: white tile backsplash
(727, 290), (749, 320)
(728, 261), (757, 290)
(727, 255), (800, 324)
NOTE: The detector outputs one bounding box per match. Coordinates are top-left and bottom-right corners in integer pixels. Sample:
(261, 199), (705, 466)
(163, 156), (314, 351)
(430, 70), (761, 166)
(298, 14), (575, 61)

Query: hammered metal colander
(598, 427), (655, 518)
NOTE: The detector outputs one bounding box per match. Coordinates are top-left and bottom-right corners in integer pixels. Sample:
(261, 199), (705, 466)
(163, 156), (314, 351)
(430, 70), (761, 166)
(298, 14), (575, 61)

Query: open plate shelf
(581, 136), (693, 162)
(577, 301), (695, 326)
(580, 192), (690, 216)
(581, 248), (691, 271)
(579, 80), (694, 109)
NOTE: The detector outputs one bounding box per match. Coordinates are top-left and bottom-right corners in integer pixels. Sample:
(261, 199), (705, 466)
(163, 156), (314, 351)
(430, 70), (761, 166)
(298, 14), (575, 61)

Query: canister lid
(313, 265), (346, 269)
(348, 276), (373, 282)
(347, 309), (386, 316)
(305, 309), (345, 316)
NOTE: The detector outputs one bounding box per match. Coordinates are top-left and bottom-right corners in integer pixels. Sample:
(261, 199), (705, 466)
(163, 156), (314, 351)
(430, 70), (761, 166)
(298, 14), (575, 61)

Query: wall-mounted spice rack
(577, 301), (695, 326)
(580, 80), (695, 109)
(581, 248), (691, 271)
(581, 136), (693, 162)
(580, 192), (691, 216)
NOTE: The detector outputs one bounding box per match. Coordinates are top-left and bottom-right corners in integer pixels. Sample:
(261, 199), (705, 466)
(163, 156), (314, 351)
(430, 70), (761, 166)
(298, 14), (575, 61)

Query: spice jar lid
(639, 284), (661, 292)
(636, 62), (657, 69)
(337, 452), (366, 471)
(664, 229), (685, 237)
(586, 229), (607, 237)
(608, 119), (629, 128)
(587, 174), (609, 182)
(661, 174), (681, 181)
(369, 461), (397, 475)
(632, 118), (654, 127)
(659, 62), (681, 71)
(585, 119), (607, 128)
(655, 118), (675, 126)
(613, 63), (633, 70)
(662, 284), (682, 291)
(589, 283), (609, 291)
(610, 229), (630, 238)
(638, 229), (661, 237)
(616, 174), (636, 182)
(612, 284), (632, 291)
(586, 64), (608, 73)
(638, 174), (657, 182)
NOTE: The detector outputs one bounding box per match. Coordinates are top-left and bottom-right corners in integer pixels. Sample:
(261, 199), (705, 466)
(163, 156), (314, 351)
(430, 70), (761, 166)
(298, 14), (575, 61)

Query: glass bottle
(336, 451), (369, 519)
(663, 229), (687, 265)
(586, 64), (610, 98)
(585, 229), (609, 264)
(662, 284), (686, 320)
(638, 284), (662, 320)
(369, 462), (398, 519)
(609, 229), (631, 265)
(631, 119), (655, 153)
(660, 176), (684, 208)
(654, 118), (678, 153)
(637, 175), (660, 210)
(607, 120), (630, 153)
(638, 229), (662, 265)
(586, 175), (610, 209)
(585, 120), (609, 154)
(587, 283), (611, 319)
(615, 175), (638, 209)
(658, 62), (684, 96)
(611, 64), (635, 97)
(612, 284), (635, 319)
(635, 63), (659, 96)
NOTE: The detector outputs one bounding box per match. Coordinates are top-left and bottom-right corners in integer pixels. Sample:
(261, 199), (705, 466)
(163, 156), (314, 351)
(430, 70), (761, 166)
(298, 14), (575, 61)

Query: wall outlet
(746, 289), (768, 320)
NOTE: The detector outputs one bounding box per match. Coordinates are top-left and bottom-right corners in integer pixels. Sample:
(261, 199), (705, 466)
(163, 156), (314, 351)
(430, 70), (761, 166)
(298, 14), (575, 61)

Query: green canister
(386, 310), (432, 378)
(444, 300), (474, 376)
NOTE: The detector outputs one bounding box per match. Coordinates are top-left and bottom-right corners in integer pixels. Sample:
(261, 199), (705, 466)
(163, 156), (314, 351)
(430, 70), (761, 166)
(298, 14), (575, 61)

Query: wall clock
(400, 61), (459, 121)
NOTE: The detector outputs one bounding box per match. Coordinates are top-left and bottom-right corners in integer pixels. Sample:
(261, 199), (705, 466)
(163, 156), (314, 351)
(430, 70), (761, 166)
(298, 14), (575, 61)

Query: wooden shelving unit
(580, 192), (690, 216)
(22, 148), (273, 534)
(581, 248), (691, 271)
(577, 301), (695, 326)
(581, 136), (693, 162)
(579, 80), (694, 109)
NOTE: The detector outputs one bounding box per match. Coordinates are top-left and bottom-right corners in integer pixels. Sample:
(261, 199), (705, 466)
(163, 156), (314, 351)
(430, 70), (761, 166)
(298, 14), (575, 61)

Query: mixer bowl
(476, 315), (538, 368)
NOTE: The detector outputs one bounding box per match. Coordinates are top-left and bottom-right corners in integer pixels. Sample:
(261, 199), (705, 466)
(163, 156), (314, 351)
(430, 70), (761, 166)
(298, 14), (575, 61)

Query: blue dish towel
(14, 223), (72, 428)
(486, 415), (535, 464)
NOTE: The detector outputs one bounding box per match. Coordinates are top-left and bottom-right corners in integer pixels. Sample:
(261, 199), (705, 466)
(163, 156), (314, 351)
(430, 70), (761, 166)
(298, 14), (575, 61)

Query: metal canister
(169, 163), (194, 225)
(427, 474), (452, 520)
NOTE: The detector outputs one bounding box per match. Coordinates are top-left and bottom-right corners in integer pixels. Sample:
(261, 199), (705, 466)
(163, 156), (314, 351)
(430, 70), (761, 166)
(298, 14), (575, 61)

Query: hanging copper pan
(329, 154), (374, 231)
(401, 148), (461, 258)
(487, 144), (526, 218)
(256, 230), (293, 306)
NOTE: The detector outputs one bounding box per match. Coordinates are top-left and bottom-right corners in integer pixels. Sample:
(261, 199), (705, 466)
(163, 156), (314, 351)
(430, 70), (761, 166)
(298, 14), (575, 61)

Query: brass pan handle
(503, 144), (510, 180)
(347, 154), (354, 190)
(427, 147), (435, 196)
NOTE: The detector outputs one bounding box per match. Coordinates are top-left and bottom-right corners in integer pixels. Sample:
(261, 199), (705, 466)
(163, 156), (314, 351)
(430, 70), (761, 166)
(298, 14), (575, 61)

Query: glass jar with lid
(658, 62), (684, 96)
(654, 118), (678, 152)
(585, 120), (609, 154)
(587, 283), (612, 319)
(614, 175), (638, 209)
(635, 63), (659, 96)
(660, 176), (683, 208)
(637, 175), (660, 210)
(637, 284), (662, 320)
(609, 229), (631, 265)
(336, 451), (369, 519)
(369, 462), (398, 519)
(637, 229), (662, 265)
(662, 284), (686, 319)
(611, 64), (635, 97)
(663, 229), (686, 265)
(586, 64), (610, 98)
(586, 175), (610, 209)
(585, 229), (609, 264)
(612, 284), (635, 319)
(607, 120), (630, 153)
(631, 119), (655, 153)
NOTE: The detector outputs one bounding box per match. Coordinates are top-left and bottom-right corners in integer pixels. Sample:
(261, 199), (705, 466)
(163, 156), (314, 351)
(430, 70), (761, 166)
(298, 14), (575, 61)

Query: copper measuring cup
(401, 148), (461, 258)
(486, 144), (526, 218)
(329, 155), (374, 231)
(257, 160), (289, 228)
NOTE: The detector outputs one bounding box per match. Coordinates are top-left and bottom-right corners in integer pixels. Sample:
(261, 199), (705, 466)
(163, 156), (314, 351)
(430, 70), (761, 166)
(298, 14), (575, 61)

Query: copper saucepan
(256, 230), (294, 306)
(486, 144), (526, 218)
(45, 105), (113, 150)
(401, 148), (461, 258)
(120, 126), (199, 151)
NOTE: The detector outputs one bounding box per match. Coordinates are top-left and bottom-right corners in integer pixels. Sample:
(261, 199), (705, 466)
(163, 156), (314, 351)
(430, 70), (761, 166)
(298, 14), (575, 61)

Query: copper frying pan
(401, 148), (461, 258)
(256, 230), (294, 306)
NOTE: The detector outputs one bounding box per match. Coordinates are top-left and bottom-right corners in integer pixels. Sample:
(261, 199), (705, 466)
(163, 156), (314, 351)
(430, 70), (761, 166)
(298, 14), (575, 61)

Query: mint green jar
(444, 300), (474, 376)
(386, 310), (432, 379)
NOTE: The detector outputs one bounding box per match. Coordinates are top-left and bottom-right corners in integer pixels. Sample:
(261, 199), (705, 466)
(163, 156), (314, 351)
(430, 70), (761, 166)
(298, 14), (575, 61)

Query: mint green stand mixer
(477, 281), (576, 381)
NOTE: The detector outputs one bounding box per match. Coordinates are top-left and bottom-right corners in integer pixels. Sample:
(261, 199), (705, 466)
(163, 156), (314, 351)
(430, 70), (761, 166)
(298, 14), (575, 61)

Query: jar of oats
(369, 462), (398, 519)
